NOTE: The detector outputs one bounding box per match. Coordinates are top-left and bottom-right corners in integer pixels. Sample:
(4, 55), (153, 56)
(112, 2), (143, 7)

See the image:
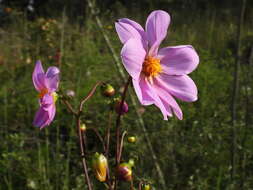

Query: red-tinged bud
(117, 162), (133, 181)
(114, 99), (128, 115)
(143, 184), (151, 190)
(92, 153), (108, 182)
(80, 123), (86, 132)
(127, 136), (136, 143)
(101, 84), (115, 97)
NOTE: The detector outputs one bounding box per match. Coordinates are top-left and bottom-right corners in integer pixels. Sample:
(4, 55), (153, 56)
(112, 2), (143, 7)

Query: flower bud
(116, 163), (132, 181)
(92, 153), (108, 182)
(127, 136), (136, 143)
(80, 123), (86, 132)
(114, 99), (128, 115)
(101, 84), (115, 97)
(143, 184), (151, 190)
(66, 90), (75, 98)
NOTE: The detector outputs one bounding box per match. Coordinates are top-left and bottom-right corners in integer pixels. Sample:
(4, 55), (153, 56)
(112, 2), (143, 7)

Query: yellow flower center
(142, 56), (161, 77)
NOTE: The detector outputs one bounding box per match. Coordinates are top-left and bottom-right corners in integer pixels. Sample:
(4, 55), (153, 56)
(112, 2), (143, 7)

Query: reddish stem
(114, 76), (132, 190)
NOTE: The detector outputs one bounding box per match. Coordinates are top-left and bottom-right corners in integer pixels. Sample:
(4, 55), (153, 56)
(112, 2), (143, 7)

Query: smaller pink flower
(115, 10), (199, 120)
(32, 60), (60, 129)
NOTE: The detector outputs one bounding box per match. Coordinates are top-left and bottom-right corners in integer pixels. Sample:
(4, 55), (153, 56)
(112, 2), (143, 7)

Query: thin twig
(138, 181), (143, 190)
(62, 99), (77, 115)
(114, 76), (131, 190)
(116, 76), (131, 165)
(77, 117), (93, 190)
(79, 81), (102, 112)
(105, 111), (112, 158)
(118, 131), (127, 163)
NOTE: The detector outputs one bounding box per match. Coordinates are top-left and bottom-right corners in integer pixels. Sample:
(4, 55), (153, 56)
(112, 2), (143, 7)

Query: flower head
(115, 10), (199, 120)
(32, 60), (60, 129)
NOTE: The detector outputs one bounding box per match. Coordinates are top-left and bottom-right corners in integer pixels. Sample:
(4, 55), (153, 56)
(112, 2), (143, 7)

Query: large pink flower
(115, 10), (199, 120)
(32, 60), (60, 128)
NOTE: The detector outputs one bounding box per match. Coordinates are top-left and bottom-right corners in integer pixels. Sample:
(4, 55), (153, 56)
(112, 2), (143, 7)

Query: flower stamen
(142, 56), (161, 77)
(38, 88), (49, 99)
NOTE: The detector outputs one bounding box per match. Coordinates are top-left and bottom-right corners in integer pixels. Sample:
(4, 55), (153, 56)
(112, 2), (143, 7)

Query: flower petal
(46, 66), (60, 92)
(121, 38), (146, 79)
(47, 104), (56, 125)
(40, 93), (54, 108)
(132, 76), (155, 105)
(33, 103), (56, 129)
(145, 10), (170, 56)
(115, 20), (143, 44)
(153, 82), (183, 120)
(33, 107), (50, 128)
(132, 75), (169, 120)
(32, 60), (46, 91)
(158, 45), (199, 75)
(156, 74), (198, 102)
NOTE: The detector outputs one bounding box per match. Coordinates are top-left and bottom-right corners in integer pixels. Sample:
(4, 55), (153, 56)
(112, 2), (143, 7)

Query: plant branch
(115, 76), (131, 165)
(118, 131), (127, 163)
(79, 81), (102, 112)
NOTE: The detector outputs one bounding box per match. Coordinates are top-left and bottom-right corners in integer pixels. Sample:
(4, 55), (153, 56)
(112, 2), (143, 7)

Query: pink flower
(32, 60), (60, 128)
(115, 10), (199, 120)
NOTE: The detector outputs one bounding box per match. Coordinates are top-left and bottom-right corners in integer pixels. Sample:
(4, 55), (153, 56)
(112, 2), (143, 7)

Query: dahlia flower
(115, 10), (199, 120)
(32, 60), (59, 128)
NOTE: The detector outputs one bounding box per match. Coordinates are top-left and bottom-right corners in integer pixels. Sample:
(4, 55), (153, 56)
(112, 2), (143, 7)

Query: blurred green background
(0, 0), (253, 189)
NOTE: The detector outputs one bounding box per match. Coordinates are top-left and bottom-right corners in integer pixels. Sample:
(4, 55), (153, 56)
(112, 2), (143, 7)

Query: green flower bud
(143, 184), (151, 190)
(101, 84), (115, 97)
(127, 136), (136, 143)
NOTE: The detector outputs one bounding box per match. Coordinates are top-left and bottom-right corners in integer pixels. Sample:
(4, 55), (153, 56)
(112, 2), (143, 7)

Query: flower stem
(77, 116), (93, 190)
(114, 76), (131, 190)
(61, 81), (103, 190)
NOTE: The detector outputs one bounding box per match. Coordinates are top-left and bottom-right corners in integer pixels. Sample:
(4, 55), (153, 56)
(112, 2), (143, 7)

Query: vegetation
(0, 0), (253, 189)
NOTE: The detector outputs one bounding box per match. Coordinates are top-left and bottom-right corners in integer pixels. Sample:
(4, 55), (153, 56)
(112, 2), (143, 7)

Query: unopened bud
(127, 136), (136, 143)
(66, 90), (75, 98)
(101, 84), (115, 97)
(114, 99), (128, 115)
(117, 163), (132, 181)
(80, 123), (86, 131)
(143, 184), (151, 190)
(92, 153), (108, 182)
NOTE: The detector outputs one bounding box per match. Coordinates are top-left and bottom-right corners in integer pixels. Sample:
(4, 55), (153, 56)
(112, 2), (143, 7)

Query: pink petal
(132, 76), (155, 105)
(47, 104), (56, 124)
(121, 38), (146, 79)
(117, 18), (146, 39)
(156, 74), (198, 102)
(115, 20), (143, 44)
(158, 45), (199, 75)
(40, 93), (54, 108)
(145, 10), (170, 56)
(33, 104), (56, 129)
(153, 82), (183, 120)
(132, 75), (169, 120)
(33, 107), (50, 128)
(32, 60), (46, 91)
(46, 66), (60, 92)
